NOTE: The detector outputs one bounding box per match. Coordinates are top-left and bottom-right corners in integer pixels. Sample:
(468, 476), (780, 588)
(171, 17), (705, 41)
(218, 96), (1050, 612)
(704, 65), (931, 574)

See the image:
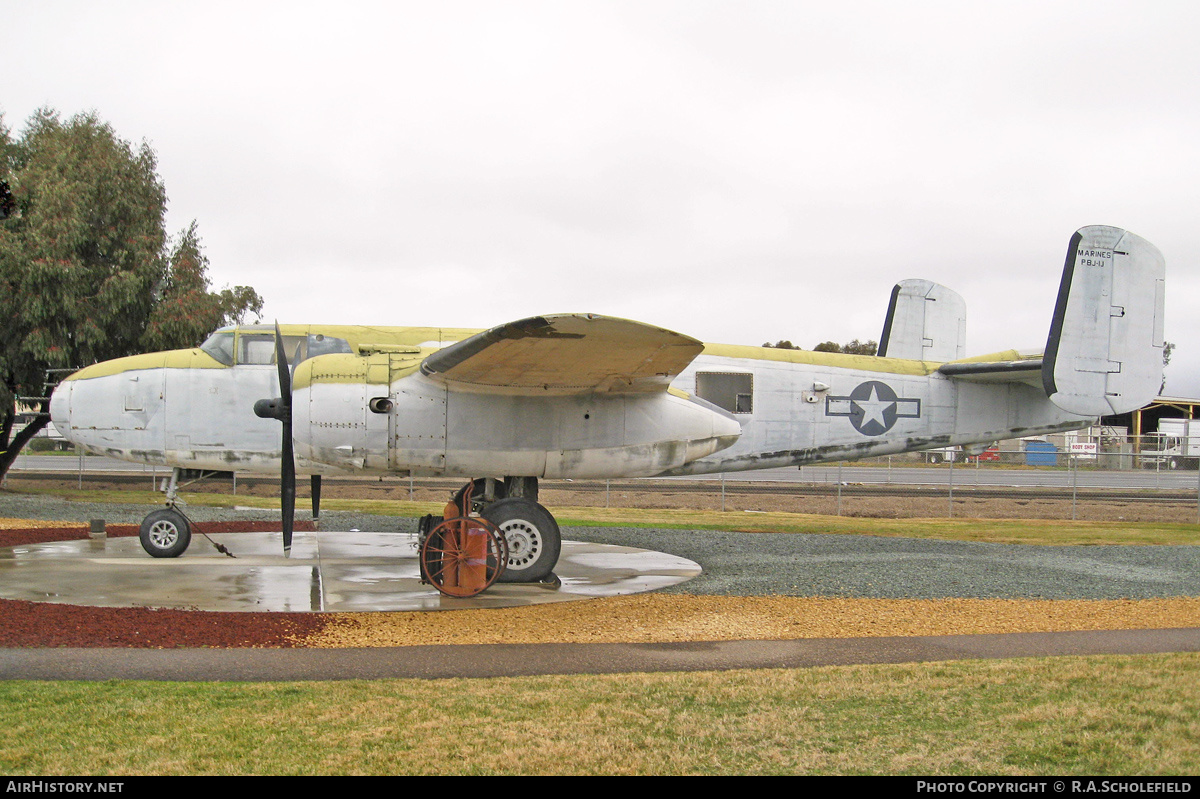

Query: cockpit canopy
(200, 326), (353, 367)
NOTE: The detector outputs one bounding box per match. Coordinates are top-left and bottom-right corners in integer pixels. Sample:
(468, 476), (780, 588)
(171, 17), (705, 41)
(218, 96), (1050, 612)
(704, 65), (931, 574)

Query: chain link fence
(9, 430), (1200, 524)
(656, 433), (1200, 523)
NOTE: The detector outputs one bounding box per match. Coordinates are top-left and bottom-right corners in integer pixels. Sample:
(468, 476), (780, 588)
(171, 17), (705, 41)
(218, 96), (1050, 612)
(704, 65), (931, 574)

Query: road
(4, 629), (1199, 681)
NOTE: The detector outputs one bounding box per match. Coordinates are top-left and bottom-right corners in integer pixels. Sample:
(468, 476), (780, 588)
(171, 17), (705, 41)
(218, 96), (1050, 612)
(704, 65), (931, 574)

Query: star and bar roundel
(824, 380), (922, 436)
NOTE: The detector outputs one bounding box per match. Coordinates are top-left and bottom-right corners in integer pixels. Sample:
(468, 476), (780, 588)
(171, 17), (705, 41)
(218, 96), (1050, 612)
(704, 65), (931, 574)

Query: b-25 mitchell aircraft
(49, 226), (1165, 594)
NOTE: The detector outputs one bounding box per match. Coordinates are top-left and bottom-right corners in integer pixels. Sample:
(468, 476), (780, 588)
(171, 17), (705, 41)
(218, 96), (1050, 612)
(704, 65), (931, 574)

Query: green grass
(10, 485), (1200, 545)
(1, 654), (1197, 775)
(3, 487), (1198, 774)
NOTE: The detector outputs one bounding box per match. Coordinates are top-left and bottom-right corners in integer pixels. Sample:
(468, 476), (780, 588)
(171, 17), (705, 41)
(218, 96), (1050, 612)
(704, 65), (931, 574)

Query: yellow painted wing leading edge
(419, 314), (704, 395)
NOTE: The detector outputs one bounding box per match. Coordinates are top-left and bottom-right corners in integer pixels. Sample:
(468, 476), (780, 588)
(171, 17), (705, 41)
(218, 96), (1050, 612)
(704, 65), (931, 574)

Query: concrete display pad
(0, 532), (701, 612)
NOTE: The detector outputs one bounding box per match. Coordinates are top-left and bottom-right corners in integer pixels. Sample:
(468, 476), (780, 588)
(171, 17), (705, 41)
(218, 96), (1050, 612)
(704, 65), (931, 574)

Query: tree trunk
(0, 400), (50, 482)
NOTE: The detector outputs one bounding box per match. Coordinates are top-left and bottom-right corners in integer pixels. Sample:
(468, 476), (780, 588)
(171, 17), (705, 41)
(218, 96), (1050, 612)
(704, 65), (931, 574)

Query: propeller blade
(274, 322), (292, 399)
(281, 426), (295, 554)
(274, 323), (296, 557)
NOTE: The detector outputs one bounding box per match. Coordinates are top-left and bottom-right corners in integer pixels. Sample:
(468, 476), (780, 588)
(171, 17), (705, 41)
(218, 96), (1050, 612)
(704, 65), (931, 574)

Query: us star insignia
(825, 380), (921, 436)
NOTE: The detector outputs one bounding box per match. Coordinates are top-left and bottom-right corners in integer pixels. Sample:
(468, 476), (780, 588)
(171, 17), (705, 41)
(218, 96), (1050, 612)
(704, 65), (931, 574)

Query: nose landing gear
(138, 467), (193, 558)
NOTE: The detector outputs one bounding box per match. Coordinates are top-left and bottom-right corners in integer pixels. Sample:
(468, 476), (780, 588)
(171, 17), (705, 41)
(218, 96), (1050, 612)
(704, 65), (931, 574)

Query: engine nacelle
(292, 353), (741, 478)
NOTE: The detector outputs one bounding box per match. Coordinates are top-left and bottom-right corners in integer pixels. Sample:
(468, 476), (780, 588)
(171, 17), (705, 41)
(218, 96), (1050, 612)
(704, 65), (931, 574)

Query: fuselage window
(307, 334), (353, 358)
(238, 334), (277, 365)
(232, 332), (351, 365)
(696, 372), (754, 414)
(237, 334), (308, 365)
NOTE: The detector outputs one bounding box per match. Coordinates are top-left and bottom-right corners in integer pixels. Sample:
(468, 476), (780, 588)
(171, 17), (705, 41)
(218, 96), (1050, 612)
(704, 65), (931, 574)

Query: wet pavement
(0, 531), (701, 612)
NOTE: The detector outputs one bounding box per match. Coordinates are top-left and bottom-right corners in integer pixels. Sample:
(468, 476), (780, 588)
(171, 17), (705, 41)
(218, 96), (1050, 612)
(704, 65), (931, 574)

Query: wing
(419, 314), (703, 395)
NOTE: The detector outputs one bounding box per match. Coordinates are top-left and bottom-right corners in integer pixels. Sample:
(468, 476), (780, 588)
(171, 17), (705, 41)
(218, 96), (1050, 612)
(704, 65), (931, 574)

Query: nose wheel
(139, 508), (192, 558)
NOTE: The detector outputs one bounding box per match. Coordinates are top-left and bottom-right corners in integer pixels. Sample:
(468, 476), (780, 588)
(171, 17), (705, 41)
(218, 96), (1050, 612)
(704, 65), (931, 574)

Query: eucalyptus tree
(0, 109), (262, 479)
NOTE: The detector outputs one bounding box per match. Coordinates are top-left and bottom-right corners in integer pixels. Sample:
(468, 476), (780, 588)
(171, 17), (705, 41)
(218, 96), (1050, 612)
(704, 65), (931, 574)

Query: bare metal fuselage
(49, 340), (1090, 479)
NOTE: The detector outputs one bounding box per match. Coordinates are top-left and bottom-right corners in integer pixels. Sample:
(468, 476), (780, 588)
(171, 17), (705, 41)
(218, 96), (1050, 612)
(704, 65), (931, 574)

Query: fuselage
(669, 344), (1089, 474)
(49, 323), (1093, 479)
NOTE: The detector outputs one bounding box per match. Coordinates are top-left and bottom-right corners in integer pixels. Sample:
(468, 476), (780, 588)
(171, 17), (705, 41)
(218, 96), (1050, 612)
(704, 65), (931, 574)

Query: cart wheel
(419, 516), (508, 597)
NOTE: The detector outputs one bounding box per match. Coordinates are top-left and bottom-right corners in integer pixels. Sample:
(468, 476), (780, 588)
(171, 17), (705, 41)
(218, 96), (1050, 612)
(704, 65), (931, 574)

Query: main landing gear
(420, 476), (562, 592)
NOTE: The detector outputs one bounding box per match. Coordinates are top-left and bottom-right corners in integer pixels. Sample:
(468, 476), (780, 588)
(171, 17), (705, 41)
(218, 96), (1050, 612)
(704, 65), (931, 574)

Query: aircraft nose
(48, 379), (72, 437)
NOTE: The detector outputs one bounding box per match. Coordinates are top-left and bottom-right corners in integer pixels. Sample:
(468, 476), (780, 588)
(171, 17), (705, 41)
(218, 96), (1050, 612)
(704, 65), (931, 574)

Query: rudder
(878, 279), (967, 362)
(1043, 225), (1165, 416)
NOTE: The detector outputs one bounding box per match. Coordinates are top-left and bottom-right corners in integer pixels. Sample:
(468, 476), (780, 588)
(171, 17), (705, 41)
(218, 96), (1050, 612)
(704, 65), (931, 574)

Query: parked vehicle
(926, 446), (1000, 464)
(1142, 419), (1200, 469)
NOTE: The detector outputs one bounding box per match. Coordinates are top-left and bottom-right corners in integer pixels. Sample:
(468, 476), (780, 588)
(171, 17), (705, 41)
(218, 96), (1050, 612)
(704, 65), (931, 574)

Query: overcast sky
(4, 1), (1199, 394)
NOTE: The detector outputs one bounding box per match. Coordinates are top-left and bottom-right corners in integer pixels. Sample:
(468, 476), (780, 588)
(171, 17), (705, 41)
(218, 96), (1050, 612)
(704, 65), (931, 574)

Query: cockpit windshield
(199, 331), (235, 366)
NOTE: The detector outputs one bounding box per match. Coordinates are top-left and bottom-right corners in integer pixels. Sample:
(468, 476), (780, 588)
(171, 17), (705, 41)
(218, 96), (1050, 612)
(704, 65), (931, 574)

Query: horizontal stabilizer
(420, 314), (703, 395)
(878, 279), (967, 362)
(1043, 226), (1165, 416)
(938, 353), (1043, 385)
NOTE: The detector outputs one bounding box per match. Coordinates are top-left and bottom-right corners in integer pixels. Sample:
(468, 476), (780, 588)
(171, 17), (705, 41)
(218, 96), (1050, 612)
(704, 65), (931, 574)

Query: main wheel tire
(481, 497), (561, 583)
(139, 508), (192, 558)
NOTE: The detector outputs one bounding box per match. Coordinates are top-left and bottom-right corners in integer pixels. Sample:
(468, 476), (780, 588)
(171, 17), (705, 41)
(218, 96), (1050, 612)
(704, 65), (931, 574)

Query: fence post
(948, 454), (954, 518)
(1071, 453), (1078, 521)
(1155, 445), (1161, 489)
(836, 463), (842, 516)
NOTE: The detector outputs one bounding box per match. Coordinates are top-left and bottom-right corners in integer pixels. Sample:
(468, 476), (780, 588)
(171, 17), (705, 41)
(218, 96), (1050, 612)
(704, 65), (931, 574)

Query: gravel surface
(571, 527), (1200, 600)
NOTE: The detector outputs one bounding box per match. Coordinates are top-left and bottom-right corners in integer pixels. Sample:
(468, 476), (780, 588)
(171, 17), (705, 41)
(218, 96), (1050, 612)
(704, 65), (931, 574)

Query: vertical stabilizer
(878, 279), (967, 362)
(1043, 226), (1165, 416)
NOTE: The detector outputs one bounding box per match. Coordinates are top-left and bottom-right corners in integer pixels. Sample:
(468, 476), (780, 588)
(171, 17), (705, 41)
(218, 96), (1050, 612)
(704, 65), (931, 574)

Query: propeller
(253, 323), (296, 556)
